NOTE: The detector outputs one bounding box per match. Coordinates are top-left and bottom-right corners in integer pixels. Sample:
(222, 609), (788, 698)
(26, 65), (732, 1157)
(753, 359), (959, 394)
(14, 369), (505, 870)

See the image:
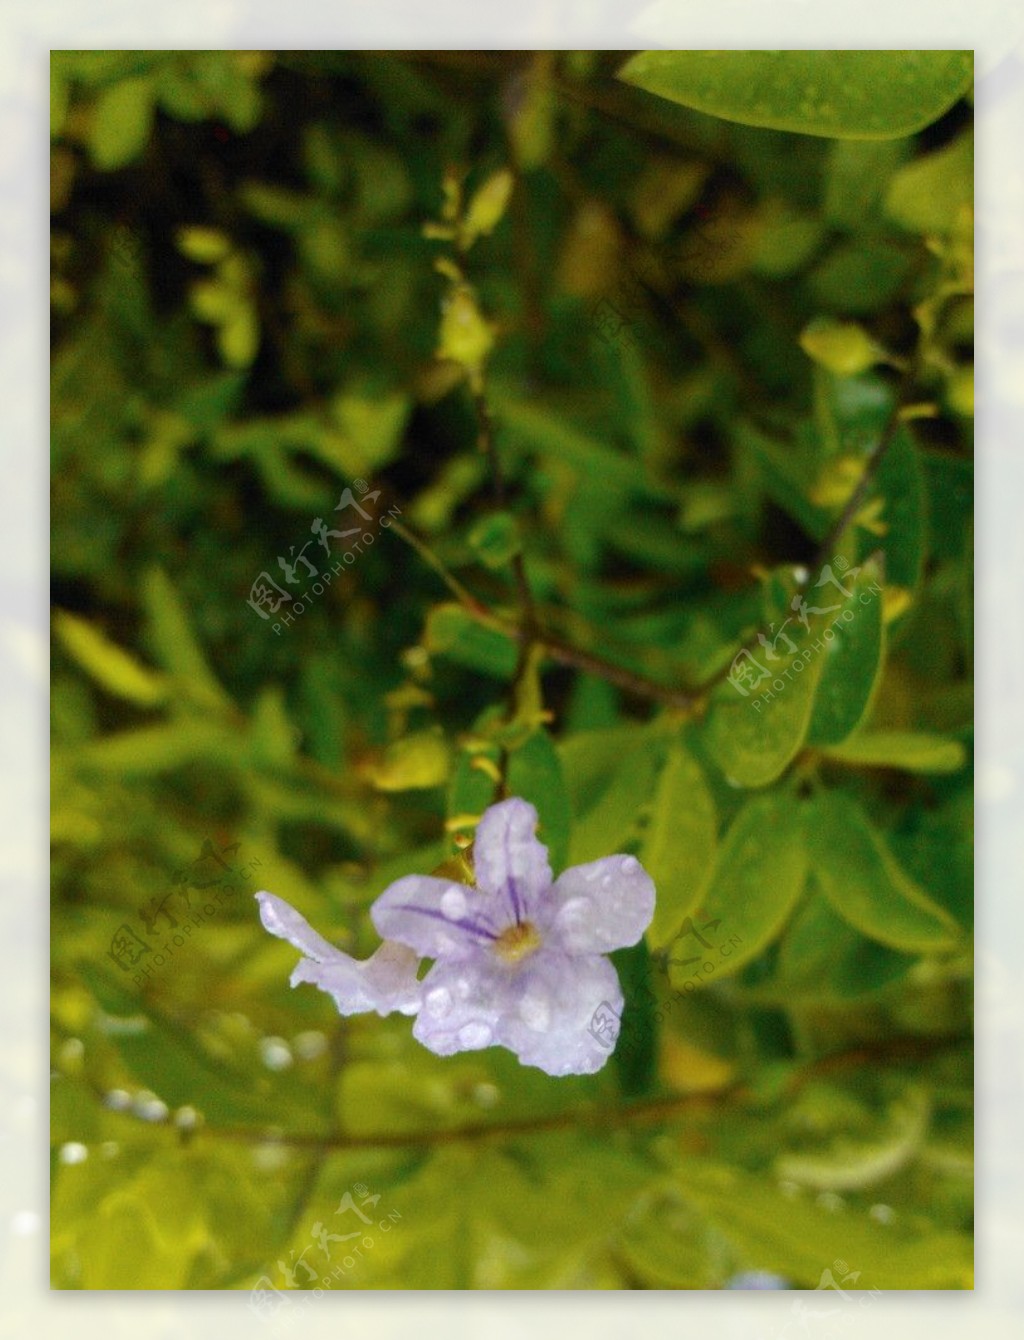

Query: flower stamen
(493, 920), (541, 963)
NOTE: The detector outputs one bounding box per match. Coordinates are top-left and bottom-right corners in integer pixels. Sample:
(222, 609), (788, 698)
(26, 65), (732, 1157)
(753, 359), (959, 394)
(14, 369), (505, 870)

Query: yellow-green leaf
(140, 567), (231, 711)
(676, 1161), (972, 1288)
(89, 76), (155, 170)
(885, 130), (973, 236)
(806, 793), (962, 952)
(618, 51), (973, 141)
(53, 611), (169, 707)
(821, 730), (967, 774)
(668, 793), (806, 987)
(460, 169), (514, 249)
(177, 226), (232, 264)
(705, 618), (826, 788)
(800, 317), (883, 376)
(367, 730), (451, 792)
(643, 744), (717, 950)
(806, 559), (886, 747)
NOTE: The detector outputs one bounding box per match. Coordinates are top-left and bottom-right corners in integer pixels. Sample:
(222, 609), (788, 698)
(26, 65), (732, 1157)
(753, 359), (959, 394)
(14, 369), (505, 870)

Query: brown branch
(75, 1031), (968, 1155)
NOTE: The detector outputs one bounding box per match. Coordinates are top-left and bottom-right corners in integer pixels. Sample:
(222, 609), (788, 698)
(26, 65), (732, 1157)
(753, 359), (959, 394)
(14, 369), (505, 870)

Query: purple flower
(255, 891), (421, 1017)
(254, 797), (656, 1077)
(372, 797), (655, 1076)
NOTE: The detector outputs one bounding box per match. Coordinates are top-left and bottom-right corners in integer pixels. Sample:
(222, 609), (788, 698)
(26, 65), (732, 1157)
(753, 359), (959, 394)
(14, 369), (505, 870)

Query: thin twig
(694, 380), (913, 695)
(471, 379), (538, 640)
(387, 511), (699, 710)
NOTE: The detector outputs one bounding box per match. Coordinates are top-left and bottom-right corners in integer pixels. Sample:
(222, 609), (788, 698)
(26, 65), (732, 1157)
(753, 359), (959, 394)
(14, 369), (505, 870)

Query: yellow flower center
(493, 921), (541, 964)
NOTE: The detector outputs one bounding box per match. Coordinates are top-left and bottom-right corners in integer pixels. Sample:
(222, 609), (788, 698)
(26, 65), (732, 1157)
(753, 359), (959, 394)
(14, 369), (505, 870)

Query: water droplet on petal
(441, 886), (467, 919)
(425, 986), (453, 1017)
(457, 1021), (492, 1048)
(556, 896), (592, 933)
(520, 993), (550, 1031)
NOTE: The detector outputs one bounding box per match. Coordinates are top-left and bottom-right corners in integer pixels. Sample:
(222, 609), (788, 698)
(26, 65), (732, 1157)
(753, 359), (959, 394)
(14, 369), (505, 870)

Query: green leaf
(884, 130), (973, 236)
(821, 730), (967, 774)
(176, 225), (232, 264)
(806, 558), (885, 746)
(492, 391), (673, 501)
(89, 76), (156, 169)
(617, 51), (972, 141)
(868, 424), (927, 598)
(507, 727), (571, 875)
(617, 1192), (720, 1287)
(73, 720), (242, 777)
(53, 611), (169, 707)
(668, 793), (806, 987)
(805, 793), (962, 952)
(676, 1161), (973, 1287)
(51, 66), (69, 138)
(642, 744), (717, 950)
(423, 603), (517, 679)
(460, 168), (515, 248)
(774, 1082), (931, 1192)
(248, 686), (297, 768)
(800, 317), (885, 376)
(367, 729), (451, 791)
(217, 304), (260, 368)
(141, 567), (231, 711)
(447, 735), (502, 845)
(923, 451), (973, 563)
(704, 604), (826, 788)
(775, 884), (915, 1000)
(77, 964), (298, 1127)
(559, 724), (658, 864)
(612, 941), (659, 1095)
(69, 1166), (209, 1289)
(468, 510), (521, 569)
(734, 420), (830, 540)
(823, 138), (912, 229)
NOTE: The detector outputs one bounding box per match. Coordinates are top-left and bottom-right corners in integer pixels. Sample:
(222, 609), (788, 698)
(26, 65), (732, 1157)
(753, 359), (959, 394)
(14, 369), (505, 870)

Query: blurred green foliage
(51, 50), (973, 1290)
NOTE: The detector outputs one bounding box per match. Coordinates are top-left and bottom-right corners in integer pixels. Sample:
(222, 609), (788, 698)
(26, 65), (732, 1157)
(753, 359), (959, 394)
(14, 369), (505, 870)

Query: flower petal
(371, 874), (500, 959)
(256, 890), (341, 962)
(412, 950), (511, 1057)
(545, 854), (656, 954)
(292, 939), (421, 1017)
(472, 796), (553, 923)
(413, 947), (624, 1077)
(256, 891), (421, 1016)
(497, 950), (624, 1076)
